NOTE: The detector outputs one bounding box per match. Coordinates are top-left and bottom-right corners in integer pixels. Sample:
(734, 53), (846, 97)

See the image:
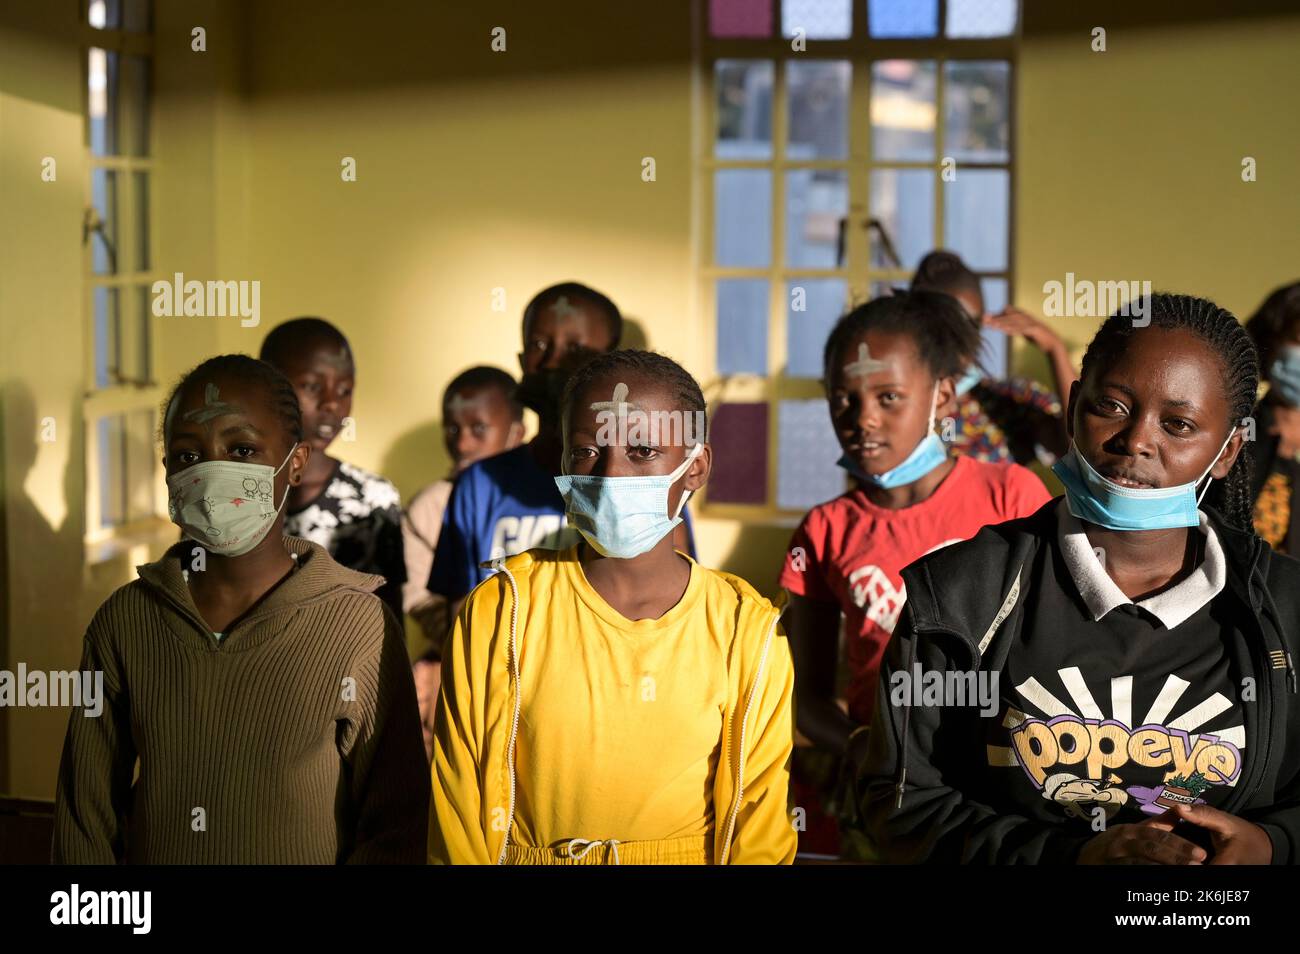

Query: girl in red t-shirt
(779, 291), (1050, 857)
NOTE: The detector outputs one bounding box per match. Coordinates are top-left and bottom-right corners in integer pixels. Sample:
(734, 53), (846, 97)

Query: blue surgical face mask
(838, 383), (947, 490)
(554, 443), (703, 559)
(1050, 429), (1236, 531)
(1270, 345), (1300, 407)
(954, 364), (983, 397)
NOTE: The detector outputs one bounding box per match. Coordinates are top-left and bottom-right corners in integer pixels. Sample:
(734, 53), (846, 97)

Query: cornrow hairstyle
(521, 281), (623, 349)
(159, 353), (304, 447)
(259, 316), (352, 370)
(911, 249), (982, 300)
(443, 365), (523, 422)
(823, 290), (982, 386)
(1078, 293), (1260, 532)
(1245, 281), (1300, 376)
(560, 348), (707, 442)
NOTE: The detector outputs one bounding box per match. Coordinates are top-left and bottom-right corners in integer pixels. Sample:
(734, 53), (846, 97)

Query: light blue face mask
(1050, 430), (1236, 531)
(1270, 345), (1300, 407)
(838, 383), (947, 490)
(554, 443), (702, 559)
(954, 364), (984, 397)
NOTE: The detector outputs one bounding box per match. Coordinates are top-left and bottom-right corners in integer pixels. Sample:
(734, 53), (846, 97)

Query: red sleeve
(778, 510), (837, 604)
(1000, 463), (1052, 520)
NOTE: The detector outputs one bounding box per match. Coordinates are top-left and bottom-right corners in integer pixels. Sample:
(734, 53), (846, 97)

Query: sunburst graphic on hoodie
(985, 665), (1245, 820)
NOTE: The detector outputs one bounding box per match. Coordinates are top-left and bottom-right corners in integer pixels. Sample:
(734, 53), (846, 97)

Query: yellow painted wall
(3, 0), (1299, 799)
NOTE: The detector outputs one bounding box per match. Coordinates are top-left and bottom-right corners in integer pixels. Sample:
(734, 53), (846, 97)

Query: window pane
(716, 279), (769, 375)
(868, 0), (938, 38)
(88, 0), (120, 30)
(123, 0), (152, 33)
(125, 407), (157, 522)
(120, 55), (150, 156)
(714, 169), (772, 267)
(134, 171), (150, 271)
(777, 399), (845, 510)
(944, 169), (1008, 270)
(944, 60), (1010, 163)
(91, 168), (118, 274)
(870, 60), (936, 161)
(869, 280), (904, 300)
(715, 60), (773, 159)
(946, 0), (1018, 38)
(978, 277), (1009, 379)
(786, 169), (847, 268)
(870, 168), (933, 269)
(707, 403), (769, 504)
(709, 0), (773, 38)
(94, 286), (120, 389)
(787, 280), (847, 378)
(783, 0), (852, 39)
(787, 60), (850, 160)
(88, 47), (117, 156)
(131, 284), (153, 383)
(98, 414), (126, 528)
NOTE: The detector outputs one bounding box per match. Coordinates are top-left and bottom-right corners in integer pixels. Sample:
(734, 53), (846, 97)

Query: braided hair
(1078, 293), (1259, 532)
(160, 353), (304, 447)
(560, 348), (707, 441)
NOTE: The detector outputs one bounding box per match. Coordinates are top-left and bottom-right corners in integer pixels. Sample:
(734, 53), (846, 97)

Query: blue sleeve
(427, 475), (477, 603)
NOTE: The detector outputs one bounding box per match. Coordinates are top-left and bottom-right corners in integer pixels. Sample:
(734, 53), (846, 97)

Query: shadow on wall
(715, 523), (798, 602)
(0, 379), (81, 796)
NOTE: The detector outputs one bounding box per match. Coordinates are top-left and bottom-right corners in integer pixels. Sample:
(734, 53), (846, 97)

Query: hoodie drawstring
(566, 838), (621, 864)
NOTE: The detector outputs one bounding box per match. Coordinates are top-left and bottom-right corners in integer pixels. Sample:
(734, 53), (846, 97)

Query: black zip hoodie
(859, 498), (1300, 864)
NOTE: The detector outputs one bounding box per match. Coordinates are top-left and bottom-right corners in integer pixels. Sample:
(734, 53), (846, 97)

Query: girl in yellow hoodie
(429, 349), (796, 864)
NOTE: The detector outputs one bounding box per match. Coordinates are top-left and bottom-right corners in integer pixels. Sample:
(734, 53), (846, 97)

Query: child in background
(430, 350), (794, 865)
(861, 294), (1300, 864)
(910, 250), (1076, 466)
(1245, 281), (1300, 553)
(260, 318), (406, 622)
(404, 366), (524, 758)
(54, 355), (427, 863)
(426, 282), (694, 614)
(779, 291), (1050, 855)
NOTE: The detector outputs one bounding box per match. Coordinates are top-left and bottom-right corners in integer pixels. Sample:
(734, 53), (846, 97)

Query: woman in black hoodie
(860, 294), (1300, 864)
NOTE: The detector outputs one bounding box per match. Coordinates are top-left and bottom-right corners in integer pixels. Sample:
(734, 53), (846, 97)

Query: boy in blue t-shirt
(426, 282), (695, 606)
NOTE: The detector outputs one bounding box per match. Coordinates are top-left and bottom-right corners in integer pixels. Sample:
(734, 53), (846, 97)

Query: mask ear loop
(671, 442), (705, 519)
(926, 381), (941, 436)
(272, 442), (299, 514)
(1194, 426), (1239, 505)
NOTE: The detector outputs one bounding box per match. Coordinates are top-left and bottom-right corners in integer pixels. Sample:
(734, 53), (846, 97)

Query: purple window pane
(707, 402), (769, 504)
(709, 0), (774, 38)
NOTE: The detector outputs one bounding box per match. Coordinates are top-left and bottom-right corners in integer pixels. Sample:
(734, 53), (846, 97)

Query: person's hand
(1165, 803), (1273, 864)
(412, 659), (442, 762)
(984, 306), (1067, 356)
(1078, 811), (1207, 865)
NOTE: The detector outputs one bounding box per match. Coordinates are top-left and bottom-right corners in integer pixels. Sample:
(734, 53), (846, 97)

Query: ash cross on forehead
(446, 393), (486, 415)
(183, 383), (244, 425)
(843, 342), (889, 382)
(548, 295), (582, 323)
(590, 382), (641, 415)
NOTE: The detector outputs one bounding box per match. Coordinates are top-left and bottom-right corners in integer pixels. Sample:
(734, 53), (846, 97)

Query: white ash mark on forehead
(183, 383), (244, 424)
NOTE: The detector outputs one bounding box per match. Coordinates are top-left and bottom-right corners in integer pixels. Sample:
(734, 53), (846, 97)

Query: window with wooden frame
(82, 0), (162, 552)
(696, 0), (1018, 522)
